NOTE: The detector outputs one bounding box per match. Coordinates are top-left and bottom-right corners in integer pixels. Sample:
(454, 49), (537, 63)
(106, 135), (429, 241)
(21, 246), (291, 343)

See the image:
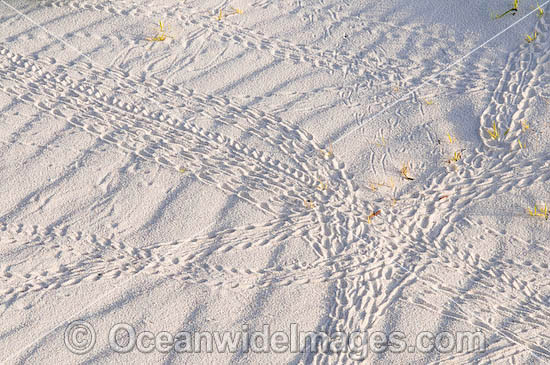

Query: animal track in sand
(1, 3), (550, 363)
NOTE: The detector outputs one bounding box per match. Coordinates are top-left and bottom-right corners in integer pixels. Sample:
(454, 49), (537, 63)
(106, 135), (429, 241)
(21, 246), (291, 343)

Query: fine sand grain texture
(1, 0), (550, 363)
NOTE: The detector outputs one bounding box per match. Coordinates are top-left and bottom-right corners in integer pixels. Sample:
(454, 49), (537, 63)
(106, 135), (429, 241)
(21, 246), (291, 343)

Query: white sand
(1, 0), (550, 363)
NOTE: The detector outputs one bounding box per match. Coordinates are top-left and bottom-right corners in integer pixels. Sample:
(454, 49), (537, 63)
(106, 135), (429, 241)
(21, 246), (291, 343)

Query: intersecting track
(301, 11), (550, 365)
(5, 0), (503, 98)
(1, 1), (550, 364)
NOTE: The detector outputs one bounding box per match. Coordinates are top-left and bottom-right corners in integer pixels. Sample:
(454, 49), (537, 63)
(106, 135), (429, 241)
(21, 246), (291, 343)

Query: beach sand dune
(1, 0), (549, 363)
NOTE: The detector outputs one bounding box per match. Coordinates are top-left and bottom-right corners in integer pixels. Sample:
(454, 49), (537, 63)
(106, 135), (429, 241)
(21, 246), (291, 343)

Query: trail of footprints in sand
(3, 37), (550, 362)
(12, 0), (500, 98)
(2, 2), (550, 363)
(299, 13), (550, 364)
(480, 12), (550, 150)
(311, 24), (550, 360)
(25, 0), (415, 79)
(309, 14), (550, 364)
(1, 52), (549, 364)
(0, 45), (359, 219)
